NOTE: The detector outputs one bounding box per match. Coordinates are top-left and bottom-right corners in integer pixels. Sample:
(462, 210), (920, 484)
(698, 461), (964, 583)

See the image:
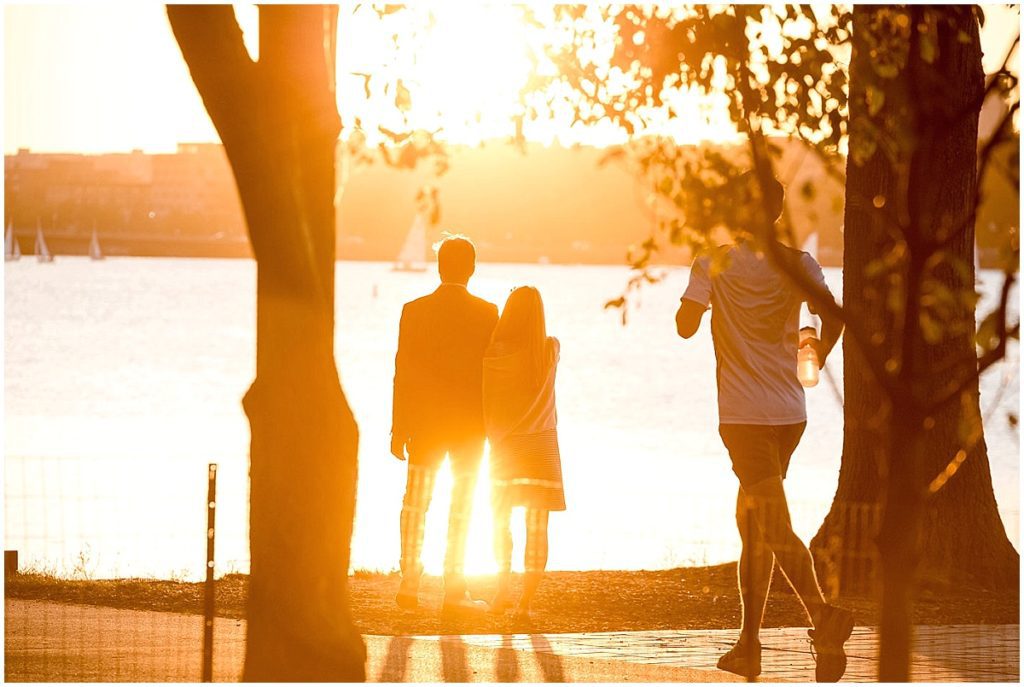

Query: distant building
(4, 128), (1016, 267)
(5, 148), (152, 234)
(149, 143), (241, 237)
(4, 144), (247, 256)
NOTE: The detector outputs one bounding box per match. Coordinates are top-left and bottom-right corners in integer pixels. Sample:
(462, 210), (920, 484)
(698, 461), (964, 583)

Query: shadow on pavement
(378, 635), (413, 682)
(494, 634), (520, 682)
(529, 634), (565, 682)
(440, 635), (469, 682)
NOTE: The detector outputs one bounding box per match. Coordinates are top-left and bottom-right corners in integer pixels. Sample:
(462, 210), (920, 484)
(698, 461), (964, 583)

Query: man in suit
(391, 235), (499, 614)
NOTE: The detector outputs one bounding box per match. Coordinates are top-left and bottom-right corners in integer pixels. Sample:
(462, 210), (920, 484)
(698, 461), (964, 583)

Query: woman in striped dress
(483, 286), (566, 622)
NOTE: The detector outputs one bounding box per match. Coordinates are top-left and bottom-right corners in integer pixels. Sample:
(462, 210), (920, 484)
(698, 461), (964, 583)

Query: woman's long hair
(490, 286), (553, 386)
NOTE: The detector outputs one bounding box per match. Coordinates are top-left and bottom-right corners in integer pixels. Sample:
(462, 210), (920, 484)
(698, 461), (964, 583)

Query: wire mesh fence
(4, 456), (244, 682)
(3, 454), (1019, 682)
(4, 455), (250, 581)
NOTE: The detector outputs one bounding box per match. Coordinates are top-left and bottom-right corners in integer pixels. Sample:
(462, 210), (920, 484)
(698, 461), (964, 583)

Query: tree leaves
(865, 85), (886, 117)
(394, 79), (412, 111)
(976, 309), (1005, 353)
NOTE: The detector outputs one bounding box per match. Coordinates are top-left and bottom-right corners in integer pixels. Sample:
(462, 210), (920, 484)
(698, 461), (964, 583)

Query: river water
(4, 258), (1019, 579)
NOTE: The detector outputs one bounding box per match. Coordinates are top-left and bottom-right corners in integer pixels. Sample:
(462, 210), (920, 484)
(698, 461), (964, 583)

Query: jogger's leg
(736, 487), (775, 641)
(745, 475), (827, 625)
(717, 488), (773, 677)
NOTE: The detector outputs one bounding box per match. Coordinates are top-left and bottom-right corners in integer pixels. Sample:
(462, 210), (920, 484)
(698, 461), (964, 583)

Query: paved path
(5, 600), (1019, 682)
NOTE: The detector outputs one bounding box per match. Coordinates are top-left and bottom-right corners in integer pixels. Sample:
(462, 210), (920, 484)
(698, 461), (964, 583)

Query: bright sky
(3, 4), (1020, 154)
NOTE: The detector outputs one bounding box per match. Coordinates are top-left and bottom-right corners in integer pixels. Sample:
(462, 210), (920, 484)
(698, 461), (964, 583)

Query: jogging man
(676, 171), (854, 681)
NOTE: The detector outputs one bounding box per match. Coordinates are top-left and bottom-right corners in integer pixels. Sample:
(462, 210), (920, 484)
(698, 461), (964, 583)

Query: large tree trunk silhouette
(168, 6), (365, 681)
(810, 6), (1018, 679)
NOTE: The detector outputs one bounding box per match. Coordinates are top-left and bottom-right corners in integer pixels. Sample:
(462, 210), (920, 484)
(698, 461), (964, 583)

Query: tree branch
(927, 270), (1019, 412)
(937, 31), (1019, 128)
(166, 5), (259, 138)
(926, 338), (1018, 497)
(930, 98), (1021, 252)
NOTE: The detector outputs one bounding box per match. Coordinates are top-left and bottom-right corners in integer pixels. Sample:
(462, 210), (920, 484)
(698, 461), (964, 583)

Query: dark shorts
(718, 422), (806, 488)
(407, 434), (485, 475)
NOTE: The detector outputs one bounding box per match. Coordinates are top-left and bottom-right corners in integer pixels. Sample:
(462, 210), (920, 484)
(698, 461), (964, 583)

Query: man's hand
(390, 435), (408, 461)
(816, 307), (844, 369)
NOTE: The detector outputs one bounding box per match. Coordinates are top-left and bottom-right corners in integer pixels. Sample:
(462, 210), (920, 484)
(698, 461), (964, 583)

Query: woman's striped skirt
(491, 428), (566, 511)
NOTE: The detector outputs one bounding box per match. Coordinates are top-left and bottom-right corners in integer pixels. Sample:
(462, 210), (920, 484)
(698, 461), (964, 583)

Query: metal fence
(3, 456), (1019, 682)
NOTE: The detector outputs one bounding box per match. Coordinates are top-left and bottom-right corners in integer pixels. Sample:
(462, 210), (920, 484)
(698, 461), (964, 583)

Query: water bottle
(798, 326), (820, 388)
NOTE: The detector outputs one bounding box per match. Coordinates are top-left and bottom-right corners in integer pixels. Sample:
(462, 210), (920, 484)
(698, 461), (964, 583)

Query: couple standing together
(390, 236), (564, 624)
(390, 172), (854, 681)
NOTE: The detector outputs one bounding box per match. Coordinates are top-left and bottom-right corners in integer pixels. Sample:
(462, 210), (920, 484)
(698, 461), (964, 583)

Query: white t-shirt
(682, 241), (832, 426)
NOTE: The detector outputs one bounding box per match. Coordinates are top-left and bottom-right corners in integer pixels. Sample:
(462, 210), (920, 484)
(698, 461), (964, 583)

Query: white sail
(35, 222), (54, 263)
(393, 213), (428, 272)
(801, 231), (819, 261)
(974, 238), (983, 285)
(800, 231), (820, 330)
(5, 221), (20, 261)
(89, 225), (104, 260)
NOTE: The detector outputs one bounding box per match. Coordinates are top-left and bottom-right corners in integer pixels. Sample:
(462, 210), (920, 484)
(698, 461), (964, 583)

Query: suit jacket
(392, 283), (499, 444)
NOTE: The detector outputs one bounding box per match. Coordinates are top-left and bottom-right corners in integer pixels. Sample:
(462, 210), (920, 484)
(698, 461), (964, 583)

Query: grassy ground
(5, 565), (1018, 636)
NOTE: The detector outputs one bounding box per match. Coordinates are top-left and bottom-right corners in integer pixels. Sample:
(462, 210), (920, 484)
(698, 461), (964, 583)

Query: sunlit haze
(3, 6), (1021, 680)
(5, 4), (1019, 154)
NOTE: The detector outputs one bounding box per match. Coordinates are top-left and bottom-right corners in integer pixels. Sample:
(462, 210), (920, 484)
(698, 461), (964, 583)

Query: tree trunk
(811, 4), (1018, 601)
(168, 6), (365, 681)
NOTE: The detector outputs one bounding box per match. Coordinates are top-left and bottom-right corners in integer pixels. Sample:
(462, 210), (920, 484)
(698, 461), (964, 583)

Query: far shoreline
(6, 250), (703, 269)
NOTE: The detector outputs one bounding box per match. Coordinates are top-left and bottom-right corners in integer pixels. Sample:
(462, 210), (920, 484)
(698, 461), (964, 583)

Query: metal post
(202, 463), (217, 682)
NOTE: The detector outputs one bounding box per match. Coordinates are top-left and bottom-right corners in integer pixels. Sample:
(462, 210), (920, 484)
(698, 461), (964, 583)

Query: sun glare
(335, 3), (748, 149)
(337, 4), (540, 146)
(399, 5), (535, 141)
(417, 450), (502, 576)
(3, 4), (1020, 155)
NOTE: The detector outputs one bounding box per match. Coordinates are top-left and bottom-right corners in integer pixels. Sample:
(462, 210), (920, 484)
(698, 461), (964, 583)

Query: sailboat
(5, 221), (20, 261)
(34, 221), (54, 263)
(801, 230), (819, 260)
(800, 231), (820, 330)
(392, 213), (428, 272)
(974, 237), (983, 285)
(89, 224), (104, 261)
